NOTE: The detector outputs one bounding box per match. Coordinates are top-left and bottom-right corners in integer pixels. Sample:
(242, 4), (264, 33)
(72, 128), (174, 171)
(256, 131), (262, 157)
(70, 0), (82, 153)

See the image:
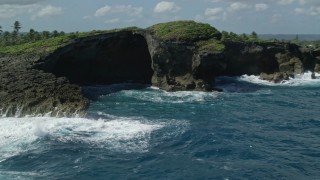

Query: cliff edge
(1, 21), (319, 117)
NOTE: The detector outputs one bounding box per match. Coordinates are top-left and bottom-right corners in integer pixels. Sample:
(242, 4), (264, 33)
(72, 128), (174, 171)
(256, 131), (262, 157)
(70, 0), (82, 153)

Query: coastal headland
(1, 21), (319, 116)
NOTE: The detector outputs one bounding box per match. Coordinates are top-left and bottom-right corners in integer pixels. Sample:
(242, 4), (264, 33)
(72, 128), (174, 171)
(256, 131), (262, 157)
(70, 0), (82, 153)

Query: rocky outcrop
(222, 42), (283, 76)
(38, 30), (225, 92)
(38, 32), (153, 86)
(0, 56), (88, 117)
(221, 42), (320, 82)
(0, 29), (225, 116)
(1, 22), (320, 117)
(143, 32), (225, 91)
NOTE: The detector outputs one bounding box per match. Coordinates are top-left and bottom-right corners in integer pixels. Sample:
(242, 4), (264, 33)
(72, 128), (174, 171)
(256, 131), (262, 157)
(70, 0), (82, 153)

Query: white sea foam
(124, 89), (218, 103)
(239, 71), (320, 86)
(0, 116), (165, 162)
(150, 86), (160, 90)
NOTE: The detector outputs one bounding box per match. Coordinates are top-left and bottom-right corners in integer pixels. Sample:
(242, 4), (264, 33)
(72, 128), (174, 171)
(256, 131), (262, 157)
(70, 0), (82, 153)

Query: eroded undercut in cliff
(42, 33), (153, 86)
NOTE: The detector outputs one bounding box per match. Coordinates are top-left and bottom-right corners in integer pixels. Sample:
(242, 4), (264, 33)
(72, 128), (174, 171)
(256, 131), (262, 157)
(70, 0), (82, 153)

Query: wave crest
(0, 116), (164, 162)
(239, 71), (320, 86)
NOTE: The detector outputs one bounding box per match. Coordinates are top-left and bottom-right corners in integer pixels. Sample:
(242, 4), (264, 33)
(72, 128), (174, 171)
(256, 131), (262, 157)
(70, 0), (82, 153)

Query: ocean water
(0, 72), (320, 180)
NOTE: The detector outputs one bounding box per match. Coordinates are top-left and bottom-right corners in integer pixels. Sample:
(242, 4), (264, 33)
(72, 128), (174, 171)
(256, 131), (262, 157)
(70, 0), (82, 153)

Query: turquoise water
(0, 73), (320, 179)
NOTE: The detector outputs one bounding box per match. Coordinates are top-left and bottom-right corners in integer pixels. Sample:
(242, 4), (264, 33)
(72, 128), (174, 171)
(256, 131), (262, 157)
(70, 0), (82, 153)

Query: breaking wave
(0, 116), (166, 162)
(239, 71), (320, 86)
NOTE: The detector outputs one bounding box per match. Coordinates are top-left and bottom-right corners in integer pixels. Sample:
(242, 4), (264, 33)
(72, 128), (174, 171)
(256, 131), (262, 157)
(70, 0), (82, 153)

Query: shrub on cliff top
(197, 39), (225, 52)
(0, 27), (142, 56)
(148, 21), (221, 42)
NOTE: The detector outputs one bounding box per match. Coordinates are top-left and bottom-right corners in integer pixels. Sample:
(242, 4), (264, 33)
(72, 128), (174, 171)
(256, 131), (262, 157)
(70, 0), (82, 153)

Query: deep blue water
(0, 74), (320, 180)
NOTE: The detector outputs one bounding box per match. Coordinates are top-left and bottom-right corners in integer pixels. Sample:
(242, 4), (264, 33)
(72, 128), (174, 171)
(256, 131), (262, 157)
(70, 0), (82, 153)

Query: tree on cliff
(9, 21), (22, 44)
(229, 32), (240, 41)
(241, 33), (248, 41)
(0, 31), (10, 46)
(11, 31), (18, 43)
(13, 21), (22, 33)
(27, 29), (36, 41)
(52, 30), (59, 37)
(221, 31), (229, 41)
(251, 31), (258, 39)
(41, 31), (51, 39)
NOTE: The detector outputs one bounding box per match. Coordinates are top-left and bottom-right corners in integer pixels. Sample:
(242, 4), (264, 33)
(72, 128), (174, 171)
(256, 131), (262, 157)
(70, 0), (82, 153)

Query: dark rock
(1, 28), (320, 117)
(0, 56), (88, 117)
(144, 31), (223, 91)
(315, 64), (320, 73)
(260, 72), (290, 83)
(38, 32), (153, 86)
(222, 42), (282, 76)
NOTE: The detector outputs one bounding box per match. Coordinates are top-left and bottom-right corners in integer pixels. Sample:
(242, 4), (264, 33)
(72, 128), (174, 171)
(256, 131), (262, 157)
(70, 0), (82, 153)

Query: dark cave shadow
(82, 83), (150, 101)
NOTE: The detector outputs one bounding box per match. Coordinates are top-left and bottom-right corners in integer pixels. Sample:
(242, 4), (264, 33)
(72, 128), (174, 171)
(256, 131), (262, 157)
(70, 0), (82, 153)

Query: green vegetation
(0, 21), (67, 47)
(148, 20), (221, 42)
(0, 21), (141, 56)
(0, 35), (73, 56)
(221, 31), (260, 42)
(0, 20), (318, 57)
(148, 20), (225, 52)
(197, 39), (225, 52)
(220, 31), (320, 48)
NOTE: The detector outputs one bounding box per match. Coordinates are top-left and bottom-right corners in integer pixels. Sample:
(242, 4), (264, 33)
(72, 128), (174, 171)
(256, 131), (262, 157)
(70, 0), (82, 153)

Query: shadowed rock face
(221, 42), (320, 82)
(222, 42), (281, 76)
(0, 56), (89, 117)
(41, 32), (153, 85)
(143, 32), (226, 91)
(40, 31), (225, 92)
(1, 29), (320, 117)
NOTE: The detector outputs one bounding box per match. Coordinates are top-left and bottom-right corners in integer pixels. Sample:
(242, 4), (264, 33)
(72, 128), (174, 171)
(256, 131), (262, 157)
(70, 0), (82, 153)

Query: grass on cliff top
(0, 27), (141, 56)
(197, 39), (225, 52)
(148, 20), (221, 42)
(0, 35), (72, 57)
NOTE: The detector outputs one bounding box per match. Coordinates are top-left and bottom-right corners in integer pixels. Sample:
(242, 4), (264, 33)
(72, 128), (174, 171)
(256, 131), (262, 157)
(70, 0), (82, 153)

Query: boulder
(260, 72), (290, 83)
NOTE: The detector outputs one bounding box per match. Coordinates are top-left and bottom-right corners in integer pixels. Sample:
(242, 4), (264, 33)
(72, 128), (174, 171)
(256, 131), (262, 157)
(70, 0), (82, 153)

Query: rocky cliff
(0, 56), (88, 117)
(1, 21), (319, 117)
(221, 41), (320, 82)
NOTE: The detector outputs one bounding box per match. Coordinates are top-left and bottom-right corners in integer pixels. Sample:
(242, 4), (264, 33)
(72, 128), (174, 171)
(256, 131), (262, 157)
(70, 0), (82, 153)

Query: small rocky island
(1, 21), (319, 117)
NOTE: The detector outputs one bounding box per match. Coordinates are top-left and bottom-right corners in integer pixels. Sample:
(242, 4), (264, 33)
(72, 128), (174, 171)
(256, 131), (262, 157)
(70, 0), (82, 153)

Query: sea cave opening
(43, 33), (153, 87)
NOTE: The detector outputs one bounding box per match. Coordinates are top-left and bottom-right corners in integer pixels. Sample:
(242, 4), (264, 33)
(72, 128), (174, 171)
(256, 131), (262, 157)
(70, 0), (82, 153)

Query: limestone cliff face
(221, 42), (320, 82)
(0, 56), (88, 117)
(1, 27), (320, 117)
(39, 31), (153, 86)
(40, 30), (225, 92)
(222, 42), (281, 76)
(143, 31), (225, 91)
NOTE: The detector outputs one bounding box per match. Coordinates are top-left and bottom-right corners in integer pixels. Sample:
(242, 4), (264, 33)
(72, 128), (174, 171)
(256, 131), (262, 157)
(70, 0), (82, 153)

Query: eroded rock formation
(39, 32), (153, 85)
(1, 22), (320, 117)
(219, 42), (320, 82)
(0, 56), (88, 117)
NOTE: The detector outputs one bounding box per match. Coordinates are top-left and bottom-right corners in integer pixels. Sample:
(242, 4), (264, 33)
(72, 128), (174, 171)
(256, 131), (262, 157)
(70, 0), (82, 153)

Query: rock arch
(41, 32), (153, 86)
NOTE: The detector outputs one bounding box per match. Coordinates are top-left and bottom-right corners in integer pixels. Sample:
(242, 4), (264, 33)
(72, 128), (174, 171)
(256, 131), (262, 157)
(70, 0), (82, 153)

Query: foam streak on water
(124, 89), (218, 104)
(0, 116), (164, 162)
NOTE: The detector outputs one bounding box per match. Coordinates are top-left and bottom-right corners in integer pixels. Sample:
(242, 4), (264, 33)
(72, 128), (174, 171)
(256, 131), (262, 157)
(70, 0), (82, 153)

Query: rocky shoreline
(0, 56), (89, 117)
(1, 22), (320, 117)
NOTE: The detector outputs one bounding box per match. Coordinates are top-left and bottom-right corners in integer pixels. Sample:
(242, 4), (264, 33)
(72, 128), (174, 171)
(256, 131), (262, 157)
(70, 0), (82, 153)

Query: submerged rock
(260, 72), (290, 83)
